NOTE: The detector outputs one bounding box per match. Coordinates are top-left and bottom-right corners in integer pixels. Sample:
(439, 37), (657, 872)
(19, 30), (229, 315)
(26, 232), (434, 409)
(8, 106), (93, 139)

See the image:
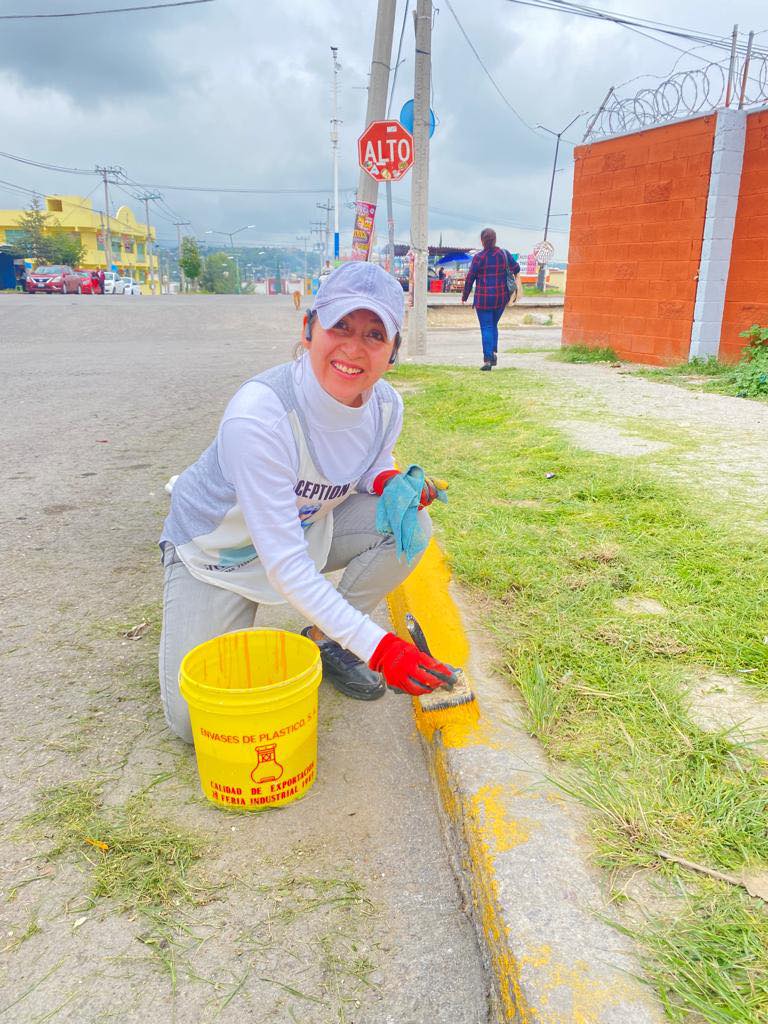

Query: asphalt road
(0, 293), (489, 1024)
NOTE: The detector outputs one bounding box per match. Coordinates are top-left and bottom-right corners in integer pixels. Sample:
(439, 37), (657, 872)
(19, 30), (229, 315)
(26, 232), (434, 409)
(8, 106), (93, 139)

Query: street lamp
(534, 115), (582, 291)
(205, 224), (255, 293)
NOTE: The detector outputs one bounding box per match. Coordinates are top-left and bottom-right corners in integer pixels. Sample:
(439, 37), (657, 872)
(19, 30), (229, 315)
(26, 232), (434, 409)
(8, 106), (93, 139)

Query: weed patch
(549, 344), (618, 363)
(392, 364), (768, 1022)
(634, 329), (768, 404)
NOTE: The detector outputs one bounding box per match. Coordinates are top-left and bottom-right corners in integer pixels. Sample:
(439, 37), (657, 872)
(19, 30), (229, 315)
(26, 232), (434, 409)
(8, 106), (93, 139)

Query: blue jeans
(476, 306), (505, 362)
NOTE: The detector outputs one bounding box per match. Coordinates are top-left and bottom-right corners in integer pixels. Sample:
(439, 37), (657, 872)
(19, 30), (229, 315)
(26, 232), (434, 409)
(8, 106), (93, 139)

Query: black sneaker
(301, 628), (386, 701)
(480, 362), (492, 371)
(491, 353), (498, 366)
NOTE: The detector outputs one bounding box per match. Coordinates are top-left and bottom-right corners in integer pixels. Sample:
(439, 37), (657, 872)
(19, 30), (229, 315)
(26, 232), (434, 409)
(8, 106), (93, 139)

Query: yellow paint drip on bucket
(179, 629), (321, 811)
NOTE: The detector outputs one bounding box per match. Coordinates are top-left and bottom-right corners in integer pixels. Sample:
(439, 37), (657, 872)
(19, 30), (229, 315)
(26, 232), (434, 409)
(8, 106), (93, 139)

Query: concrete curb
(387, 540), (668, 1024)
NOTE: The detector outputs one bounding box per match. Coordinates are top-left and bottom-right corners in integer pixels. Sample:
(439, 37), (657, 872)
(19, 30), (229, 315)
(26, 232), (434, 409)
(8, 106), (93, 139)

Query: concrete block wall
(564, 116), (715, 365)
(720, 108), (768, 361)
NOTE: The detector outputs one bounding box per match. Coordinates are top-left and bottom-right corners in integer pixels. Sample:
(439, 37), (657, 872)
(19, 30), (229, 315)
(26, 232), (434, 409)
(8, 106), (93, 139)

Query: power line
(443, 0), (541, 139)
(0, 149), (93, 175)
(390, 196), (567, 234)
(125, 180), (345, 195)
(0, 0), (214, 20)
(505, 0), (768, 57)
(0, 148), (347, 196)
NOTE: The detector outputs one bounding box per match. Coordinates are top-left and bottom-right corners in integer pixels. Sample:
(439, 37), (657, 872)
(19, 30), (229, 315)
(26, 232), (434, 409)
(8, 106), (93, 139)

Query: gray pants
(159, 493), (432, 743)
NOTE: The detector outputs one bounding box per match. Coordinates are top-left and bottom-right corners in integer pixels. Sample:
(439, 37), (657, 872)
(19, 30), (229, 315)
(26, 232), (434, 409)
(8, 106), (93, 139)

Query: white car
(102, 271), (121, 295)
(116, 276), (142, 296)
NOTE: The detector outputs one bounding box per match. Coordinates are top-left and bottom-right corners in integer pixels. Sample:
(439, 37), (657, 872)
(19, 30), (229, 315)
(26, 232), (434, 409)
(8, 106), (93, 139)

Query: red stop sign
(357, 120), (414, 182)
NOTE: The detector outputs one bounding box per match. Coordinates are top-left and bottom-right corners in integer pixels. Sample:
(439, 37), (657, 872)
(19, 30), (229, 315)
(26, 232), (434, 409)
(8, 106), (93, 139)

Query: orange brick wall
(720, 109), (768, 362)
(563, 116), (715, 365)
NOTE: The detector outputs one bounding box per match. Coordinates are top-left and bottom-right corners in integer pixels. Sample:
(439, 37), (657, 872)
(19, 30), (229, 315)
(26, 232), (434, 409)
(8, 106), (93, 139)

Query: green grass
(391, 364), (768, 1023)
(522, 284), (564, 297)
(549, 344), (619, 363)
(634, 356), (768, 404)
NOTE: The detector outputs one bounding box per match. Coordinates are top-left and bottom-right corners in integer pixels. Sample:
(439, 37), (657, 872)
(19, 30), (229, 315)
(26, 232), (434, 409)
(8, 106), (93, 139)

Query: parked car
(396, 266), (440, 292)
(116, 276), (141, 296)
(26, 265), (82, 294)
(74, 271), (100, 295)
(102, 271), (121, 295)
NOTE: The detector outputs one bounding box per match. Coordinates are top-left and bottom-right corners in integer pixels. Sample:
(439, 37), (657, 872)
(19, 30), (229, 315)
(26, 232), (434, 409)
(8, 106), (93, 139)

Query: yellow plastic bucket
(179, 629), (322, 810)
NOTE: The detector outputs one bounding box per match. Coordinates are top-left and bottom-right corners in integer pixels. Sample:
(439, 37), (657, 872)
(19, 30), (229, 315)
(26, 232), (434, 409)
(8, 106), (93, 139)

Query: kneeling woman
(160, 262), (452, 743)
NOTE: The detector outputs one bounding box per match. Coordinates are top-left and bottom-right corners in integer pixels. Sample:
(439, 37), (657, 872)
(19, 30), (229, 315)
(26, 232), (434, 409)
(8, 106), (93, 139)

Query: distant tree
(48, 228), (86, 268)
(13, 198), (86, 267)
(200, 252), (236, 294)
(179, 236), (202, 290)
(15, 197), (53, 263)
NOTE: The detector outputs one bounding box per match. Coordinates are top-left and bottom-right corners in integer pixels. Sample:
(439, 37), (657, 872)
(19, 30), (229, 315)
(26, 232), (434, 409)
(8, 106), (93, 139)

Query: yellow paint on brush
(387, 538), (479, 744)
(412, 691), (481, 745)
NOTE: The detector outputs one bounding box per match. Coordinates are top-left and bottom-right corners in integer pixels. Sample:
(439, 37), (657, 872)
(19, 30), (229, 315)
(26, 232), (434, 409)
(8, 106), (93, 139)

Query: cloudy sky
(0, 0), (765, 259)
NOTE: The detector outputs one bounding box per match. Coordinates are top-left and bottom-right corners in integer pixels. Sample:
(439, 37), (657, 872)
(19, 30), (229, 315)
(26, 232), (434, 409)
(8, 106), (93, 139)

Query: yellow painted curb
(387, 537), (527, 1021)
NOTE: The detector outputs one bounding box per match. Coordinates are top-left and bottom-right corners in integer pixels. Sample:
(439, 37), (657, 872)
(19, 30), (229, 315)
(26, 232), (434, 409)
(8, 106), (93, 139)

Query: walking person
(461, 228), (521, 370)
(160, 262), (454, 744)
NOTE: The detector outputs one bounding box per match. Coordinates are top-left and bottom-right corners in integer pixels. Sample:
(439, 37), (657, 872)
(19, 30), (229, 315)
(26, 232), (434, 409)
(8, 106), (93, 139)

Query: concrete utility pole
(407, 0), (432, 357)
(535, 112), (581, 291)
(386, 0), (410, 273)
(330, 46), (342, 261)
(353, 0), (397, 259)
(174, 220), (191, 292)
(139, 192), (161, 294)
(95, 165), (121, 272)
(317, 200), (333, 263)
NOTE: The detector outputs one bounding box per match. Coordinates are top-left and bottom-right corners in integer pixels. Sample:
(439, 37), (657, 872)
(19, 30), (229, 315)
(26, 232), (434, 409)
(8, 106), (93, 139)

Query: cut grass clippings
(24, 780), (204, 910)
(391, 363), (768, 1024)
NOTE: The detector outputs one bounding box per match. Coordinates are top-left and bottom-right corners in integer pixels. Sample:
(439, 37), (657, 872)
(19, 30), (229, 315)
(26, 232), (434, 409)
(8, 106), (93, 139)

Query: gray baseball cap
(311, 261), (405, 341)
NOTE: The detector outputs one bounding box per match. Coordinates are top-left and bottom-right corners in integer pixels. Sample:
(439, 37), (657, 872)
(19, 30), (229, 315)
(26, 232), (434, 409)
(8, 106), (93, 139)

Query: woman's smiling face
(302, 308), (396, 407)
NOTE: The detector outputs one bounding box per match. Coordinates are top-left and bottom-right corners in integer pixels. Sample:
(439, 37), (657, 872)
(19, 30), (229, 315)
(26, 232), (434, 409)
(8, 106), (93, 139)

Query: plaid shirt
(462, 247), (520, 310)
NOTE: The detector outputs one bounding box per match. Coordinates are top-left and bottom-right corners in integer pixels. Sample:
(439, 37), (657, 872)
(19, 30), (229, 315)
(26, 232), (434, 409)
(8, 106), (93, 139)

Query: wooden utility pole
(95, 165), (121, 272)
(353, 0), (397, 259)
(406, 0), (432, 356)
(174, 221), (191, 293)
(139, 193), (161, 294)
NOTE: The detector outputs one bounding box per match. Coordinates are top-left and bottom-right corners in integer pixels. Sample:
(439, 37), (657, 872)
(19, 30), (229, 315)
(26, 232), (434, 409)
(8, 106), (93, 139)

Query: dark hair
(480, 228), (497, 249)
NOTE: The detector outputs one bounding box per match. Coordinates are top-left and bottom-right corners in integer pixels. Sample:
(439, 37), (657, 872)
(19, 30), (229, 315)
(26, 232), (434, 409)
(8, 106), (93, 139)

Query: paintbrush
(405, 613), (479, 732)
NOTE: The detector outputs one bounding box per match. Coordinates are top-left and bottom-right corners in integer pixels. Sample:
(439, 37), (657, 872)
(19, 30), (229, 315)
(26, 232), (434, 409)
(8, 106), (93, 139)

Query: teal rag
(375, 464), (448, 564)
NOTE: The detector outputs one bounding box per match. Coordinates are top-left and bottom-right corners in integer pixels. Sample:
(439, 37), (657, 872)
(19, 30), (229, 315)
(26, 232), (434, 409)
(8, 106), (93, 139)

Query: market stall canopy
(435, 250), (474, 265)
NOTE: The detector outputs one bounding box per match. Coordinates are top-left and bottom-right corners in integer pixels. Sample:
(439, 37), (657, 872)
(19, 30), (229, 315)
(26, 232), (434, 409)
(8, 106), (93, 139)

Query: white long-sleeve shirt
(161, 355), (402, 661)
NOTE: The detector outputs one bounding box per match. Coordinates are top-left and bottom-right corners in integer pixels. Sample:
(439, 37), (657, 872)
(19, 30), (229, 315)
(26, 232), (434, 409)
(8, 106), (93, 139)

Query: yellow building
(0, 194), (160, 294)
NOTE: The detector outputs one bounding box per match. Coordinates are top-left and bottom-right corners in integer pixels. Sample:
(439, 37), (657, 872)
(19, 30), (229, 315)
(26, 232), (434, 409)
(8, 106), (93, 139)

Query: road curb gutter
(387, 539), (667, 1024)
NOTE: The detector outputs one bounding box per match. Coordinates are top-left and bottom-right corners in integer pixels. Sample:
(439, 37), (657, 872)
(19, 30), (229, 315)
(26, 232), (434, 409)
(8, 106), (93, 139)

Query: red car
(74, 271), (101, 294)
(26, 265), (83, 294)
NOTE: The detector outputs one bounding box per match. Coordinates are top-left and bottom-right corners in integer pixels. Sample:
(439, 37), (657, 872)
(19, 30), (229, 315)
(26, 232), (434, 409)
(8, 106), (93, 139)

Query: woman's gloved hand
(372, 469), (448, 510)
(369, 632), (455, 695)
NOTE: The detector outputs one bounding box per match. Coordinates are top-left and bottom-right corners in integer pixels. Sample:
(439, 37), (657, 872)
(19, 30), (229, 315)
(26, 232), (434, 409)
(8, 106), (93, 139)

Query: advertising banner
(350, 200), (377, 261)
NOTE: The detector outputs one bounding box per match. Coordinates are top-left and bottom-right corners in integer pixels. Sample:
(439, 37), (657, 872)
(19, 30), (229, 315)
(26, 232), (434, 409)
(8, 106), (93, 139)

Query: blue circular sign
(399, 99), (436, 138)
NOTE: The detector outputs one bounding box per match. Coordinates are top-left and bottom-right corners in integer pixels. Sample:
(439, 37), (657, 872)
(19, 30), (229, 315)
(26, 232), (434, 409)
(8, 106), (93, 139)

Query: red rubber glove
(368, 632), (455, 695)
(372, 470), (445, 511)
